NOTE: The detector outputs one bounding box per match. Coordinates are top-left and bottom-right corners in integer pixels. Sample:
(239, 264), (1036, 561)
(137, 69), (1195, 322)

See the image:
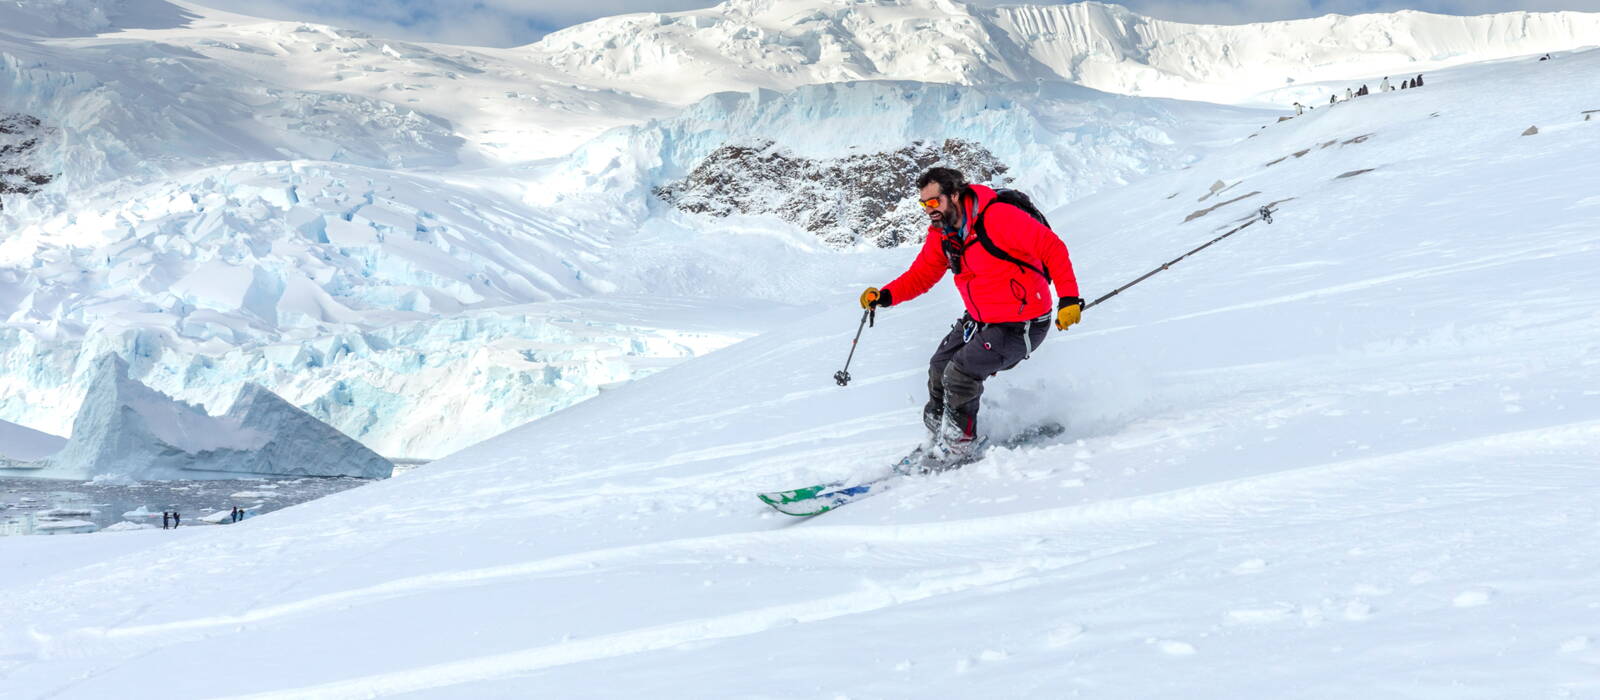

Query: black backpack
(969, 188), (1053, 282)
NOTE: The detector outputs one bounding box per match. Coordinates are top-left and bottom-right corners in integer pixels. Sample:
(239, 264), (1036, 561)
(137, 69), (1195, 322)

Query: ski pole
(1084, 205), (1276, 311)
(834, 307), (874, 386)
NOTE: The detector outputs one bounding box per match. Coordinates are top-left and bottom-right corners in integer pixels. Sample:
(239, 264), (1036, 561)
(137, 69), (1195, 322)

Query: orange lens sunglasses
(918, 196), (942, 209)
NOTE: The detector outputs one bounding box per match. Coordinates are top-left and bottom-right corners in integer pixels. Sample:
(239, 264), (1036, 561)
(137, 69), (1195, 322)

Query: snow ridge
(530, 0), (1600, 104)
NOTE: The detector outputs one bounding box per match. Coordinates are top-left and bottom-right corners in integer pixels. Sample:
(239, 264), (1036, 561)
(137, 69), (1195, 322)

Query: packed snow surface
(1, 49), (1597, 696)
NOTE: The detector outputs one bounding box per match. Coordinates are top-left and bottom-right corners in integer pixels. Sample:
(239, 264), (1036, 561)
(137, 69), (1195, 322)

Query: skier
(858, 167), (1081, 469)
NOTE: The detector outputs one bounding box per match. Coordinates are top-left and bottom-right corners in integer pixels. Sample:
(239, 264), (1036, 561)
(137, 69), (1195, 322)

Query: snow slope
(1, 50), (1596, 696)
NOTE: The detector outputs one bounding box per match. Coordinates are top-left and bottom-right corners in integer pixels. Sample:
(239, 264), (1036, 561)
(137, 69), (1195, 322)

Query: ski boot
(915, 411), (986, 474)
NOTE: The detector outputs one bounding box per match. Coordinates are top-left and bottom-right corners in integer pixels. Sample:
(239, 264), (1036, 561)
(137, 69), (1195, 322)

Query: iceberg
(101, 520), (157, 532)
(121, 505), (162, 521)
(36, 506), (96, 517)
(31, 518), (98, 535)
(0, 354), (392, 480)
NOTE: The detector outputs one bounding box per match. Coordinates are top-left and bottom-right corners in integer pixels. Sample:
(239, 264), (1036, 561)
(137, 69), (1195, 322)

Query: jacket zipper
(963, 277), (982, 324)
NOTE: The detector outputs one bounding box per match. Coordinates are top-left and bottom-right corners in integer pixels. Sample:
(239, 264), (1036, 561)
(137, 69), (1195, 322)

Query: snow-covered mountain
(2, 47), (1596, 695)
(531, 0), (1600, 105)
(5, 0), (1597, 193)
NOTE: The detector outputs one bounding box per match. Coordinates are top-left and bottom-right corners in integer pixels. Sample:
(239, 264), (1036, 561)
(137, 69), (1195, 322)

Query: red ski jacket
(882, 184), (1079, 324)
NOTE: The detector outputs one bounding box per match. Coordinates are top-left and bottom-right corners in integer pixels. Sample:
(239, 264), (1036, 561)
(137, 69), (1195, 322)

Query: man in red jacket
(860, 167), (1082, 469)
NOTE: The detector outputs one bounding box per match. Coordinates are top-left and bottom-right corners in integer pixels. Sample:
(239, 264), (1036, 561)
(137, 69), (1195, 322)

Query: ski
(756, 445), (923, 515)
(758, 474), (898, 517)
(757, 423), (1063, 517)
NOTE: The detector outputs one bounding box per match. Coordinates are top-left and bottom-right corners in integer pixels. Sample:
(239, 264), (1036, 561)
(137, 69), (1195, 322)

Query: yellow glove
(1055, 298), (1082, 331)
(860, 287), (892, 309)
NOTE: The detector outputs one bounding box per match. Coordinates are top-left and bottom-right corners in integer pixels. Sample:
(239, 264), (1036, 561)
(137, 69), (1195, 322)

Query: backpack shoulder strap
(972, 200), (1051, 283)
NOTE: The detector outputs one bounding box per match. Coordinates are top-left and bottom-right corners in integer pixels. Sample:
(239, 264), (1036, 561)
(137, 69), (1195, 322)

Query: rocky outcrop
(0, 112), (54, 209)
(655, 138), (1011, 248)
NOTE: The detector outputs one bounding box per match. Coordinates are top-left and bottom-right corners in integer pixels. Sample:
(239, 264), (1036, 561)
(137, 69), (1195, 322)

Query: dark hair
(916, 167), (966, 196)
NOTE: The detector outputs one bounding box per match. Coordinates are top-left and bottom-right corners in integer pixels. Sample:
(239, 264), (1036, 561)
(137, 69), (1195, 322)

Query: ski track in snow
(217, 548), (1127, 700)
(14, 420), (1598, 697)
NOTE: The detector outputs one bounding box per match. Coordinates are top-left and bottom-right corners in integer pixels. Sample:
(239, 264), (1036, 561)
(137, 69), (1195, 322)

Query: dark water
(0, 475), (387, 536)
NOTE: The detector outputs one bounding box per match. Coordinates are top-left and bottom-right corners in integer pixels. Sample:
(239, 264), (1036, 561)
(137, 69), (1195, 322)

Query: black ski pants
(924, 314), (1050, 435)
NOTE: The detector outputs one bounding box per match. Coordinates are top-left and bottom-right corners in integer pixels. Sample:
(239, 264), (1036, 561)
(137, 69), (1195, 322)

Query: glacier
(0, 156), (793, 456)
(0, 353), (392, 480)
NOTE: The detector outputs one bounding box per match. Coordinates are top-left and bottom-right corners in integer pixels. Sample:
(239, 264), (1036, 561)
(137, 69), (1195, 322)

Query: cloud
(186, 0), (1600, 47)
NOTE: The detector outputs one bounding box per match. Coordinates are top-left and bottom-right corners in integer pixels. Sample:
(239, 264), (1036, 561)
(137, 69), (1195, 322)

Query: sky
(188, 0), (1600, 48)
